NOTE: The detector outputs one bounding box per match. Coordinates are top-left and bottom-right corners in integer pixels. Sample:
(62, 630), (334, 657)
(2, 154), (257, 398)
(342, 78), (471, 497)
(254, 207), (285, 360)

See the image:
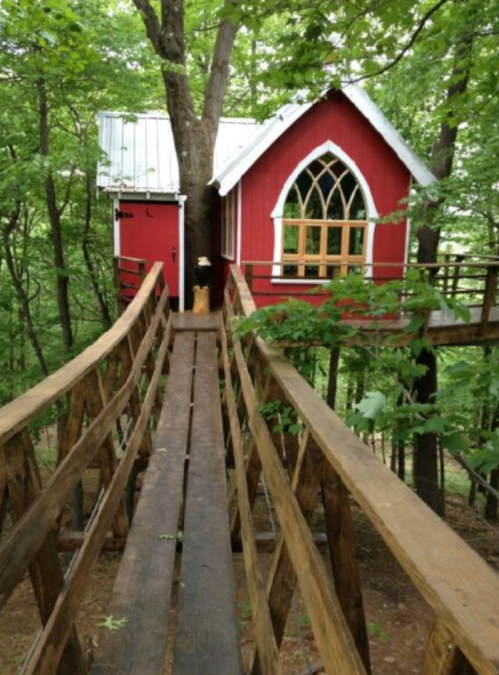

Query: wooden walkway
(2, 261), (499, 675)
(91, 315), (242, 675)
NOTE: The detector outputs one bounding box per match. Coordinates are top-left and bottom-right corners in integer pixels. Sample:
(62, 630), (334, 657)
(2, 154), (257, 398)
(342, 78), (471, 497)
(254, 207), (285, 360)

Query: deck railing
(243, 255), (499, 306)
(223, 263), (499, 675)
(0, 258), (170, 675)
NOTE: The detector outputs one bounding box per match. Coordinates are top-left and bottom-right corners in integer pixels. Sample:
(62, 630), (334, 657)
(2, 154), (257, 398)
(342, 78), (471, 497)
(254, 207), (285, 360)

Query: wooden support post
(58, 380), (87, 531)
(85, 369), (129, 538)
(220, 321), (281, 675)
(5, 430), (85, 675)
(118, 336), (152, 465)
(246, 264), (254, 292)
(251, 430), (324, 675)
(322, 462), (371, 674)
(480, 264), (498, 335)
(113, 257), (126, 317)
(451, 255), (465, 297)
(422, 620), (477, 675)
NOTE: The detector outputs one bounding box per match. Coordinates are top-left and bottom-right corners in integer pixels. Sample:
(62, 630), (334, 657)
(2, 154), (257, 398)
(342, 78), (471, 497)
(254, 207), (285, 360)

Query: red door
(119, 201), (180, 296)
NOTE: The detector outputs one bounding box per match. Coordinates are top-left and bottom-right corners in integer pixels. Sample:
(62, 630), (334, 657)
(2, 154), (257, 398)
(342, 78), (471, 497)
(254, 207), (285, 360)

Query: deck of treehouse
(244, 256), (499, 346)
(1, 258), (499, 675)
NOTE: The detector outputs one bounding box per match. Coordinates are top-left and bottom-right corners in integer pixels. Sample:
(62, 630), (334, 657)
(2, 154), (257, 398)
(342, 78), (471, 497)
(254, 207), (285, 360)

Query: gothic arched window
(282, 152), (368, 278)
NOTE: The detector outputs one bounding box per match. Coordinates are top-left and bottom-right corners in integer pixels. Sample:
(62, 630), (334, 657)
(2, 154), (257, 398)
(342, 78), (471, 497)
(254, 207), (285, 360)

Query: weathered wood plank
(322, 463), (371, 673)
(422, 620), (477, 675)
(228, 314), (367, 675)
(250, 430), (323, 675)
(220, 316), (282, 675)
(91, 333), (195, 675)
(0, 264), (166, 447)
(172, 332), (243, 675)
(0, 305), (170, 612)
(21, 320), (170, 675)
(229, 263), (499, 675)
(5, 430), (85, 675)
(85, 370), (128, 538)
(173, 312), (221, 332)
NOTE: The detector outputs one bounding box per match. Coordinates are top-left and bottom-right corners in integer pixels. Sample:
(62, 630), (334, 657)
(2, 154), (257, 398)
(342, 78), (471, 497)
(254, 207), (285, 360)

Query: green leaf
(355, 391), (387, 420)
(98, 616), (128, 631)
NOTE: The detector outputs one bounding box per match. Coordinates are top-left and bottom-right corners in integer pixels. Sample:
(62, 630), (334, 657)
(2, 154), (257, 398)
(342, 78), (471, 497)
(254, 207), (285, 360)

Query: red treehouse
(97, 85), (435, 310)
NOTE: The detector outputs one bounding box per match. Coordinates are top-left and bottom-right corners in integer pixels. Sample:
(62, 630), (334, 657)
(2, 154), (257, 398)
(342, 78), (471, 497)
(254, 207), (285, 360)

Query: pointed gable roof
(211, 84), (436, 196)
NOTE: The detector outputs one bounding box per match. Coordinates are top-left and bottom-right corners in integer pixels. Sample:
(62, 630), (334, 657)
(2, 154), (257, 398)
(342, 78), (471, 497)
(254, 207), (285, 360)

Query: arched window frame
(271, 140), (378, 282)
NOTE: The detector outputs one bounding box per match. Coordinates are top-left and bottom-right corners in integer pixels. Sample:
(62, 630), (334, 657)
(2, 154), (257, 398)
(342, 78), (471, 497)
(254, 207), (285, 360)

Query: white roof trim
(212, 84), (436, 196)
(342, 84), (436, 187)
(212, 101), (314, 197)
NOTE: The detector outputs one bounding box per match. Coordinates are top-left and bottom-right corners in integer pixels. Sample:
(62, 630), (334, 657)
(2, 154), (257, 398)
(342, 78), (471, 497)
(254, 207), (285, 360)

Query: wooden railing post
(480, 264), (499, 335)
(321, 462), (371, 673)
(4, 430), (85, 675)
(246, 263), (254, 292)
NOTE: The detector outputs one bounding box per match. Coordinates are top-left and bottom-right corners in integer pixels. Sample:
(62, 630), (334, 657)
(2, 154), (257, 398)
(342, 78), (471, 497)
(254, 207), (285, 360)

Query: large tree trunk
(413, 34), (473, 515)
(133, 0), (238, 305)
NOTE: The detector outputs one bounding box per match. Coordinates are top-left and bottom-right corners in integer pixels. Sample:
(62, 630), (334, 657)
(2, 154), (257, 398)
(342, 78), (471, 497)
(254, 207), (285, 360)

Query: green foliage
(98, 615), (128, 631)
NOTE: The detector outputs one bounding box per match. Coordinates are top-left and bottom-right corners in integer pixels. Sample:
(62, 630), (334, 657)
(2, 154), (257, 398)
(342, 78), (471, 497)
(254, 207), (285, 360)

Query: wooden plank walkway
(172, 331), (243, 675)
(92, 316), (242, 675)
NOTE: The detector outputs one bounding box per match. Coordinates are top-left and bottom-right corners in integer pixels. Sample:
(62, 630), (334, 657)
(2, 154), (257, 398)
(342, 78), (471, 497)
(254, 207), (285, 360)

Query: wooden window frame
(221, 190), (236, 260)
(282, 219), (367, 278)
(280, 153), (368, 279)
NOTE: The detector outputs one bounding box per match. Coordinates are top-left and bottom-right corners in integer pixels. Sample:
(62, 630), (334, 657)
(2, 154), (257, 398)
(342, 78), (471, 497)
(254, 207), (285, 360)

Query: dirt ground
(0, 487), (498, 675)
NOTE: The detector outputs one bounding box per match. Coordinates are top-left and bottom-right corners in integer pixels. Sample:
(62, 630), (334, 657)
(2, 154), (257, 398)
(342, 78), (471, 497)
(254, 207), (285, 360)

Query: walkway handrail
(224, 263), (499, 675)
(0, 259), (171, 675)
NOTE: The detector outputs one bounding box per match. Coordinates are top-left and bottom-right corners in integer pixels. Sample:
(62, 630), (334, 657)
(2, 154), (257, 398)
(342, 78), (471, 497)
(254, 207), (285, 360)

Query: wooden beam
(322, 463), (371, 673)
(91, 333), (194, 675)
(21, 320), (170, 675)
(5, 430), (85, 675)
(251, 430), (324, 675)
(0, 263), (166, 447)
(221, 314), (282, 675)
(0, 304), (170, 612)
(422, 620), (477, 675)
(231, 322), (368, 675)
(85, 369), (128, 538)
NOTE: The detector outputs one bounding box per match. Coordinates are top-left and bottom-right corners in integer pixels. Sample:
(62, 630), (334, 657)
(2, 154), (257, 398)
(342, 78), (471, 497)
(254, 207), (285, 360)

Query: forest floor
(0, 465), (498, 675)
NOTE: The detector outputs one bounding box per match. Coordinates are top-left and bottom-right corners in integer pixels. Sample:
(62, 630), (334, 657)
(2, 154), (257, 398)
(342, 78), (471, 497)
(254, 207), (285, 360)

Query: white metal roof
(212, 84), (436, 196)
(96, 111), (260, 194)
(97, 85), (435, 197)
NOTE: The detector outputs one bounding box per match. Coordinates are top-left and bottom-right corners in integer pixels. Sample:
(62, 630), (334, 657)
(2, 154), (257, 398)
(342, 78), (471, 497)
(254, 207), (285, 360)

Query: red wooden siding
(119, 201), (180, 297)
(238, 91), (412, 306)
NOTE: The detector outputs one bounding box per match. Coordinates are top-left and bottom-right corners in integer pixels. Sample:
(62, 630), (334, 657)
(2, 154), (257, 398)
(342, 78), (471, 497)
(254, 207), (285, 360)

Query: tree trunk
(326, 347), (340, 410)
(133, 0), (239, 305)
(37, 79), (74, 356)
(484, 469), (498, 521)
(2, 202), (50, 377)
(413, 33), (473, 514)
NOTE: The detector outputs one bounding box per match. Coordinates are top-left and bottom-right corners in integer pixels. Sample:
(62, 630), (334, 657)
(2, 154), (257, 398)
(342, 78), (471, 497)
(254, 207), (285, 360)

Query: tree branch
(131, 0), (164, 58)
(202, 0), (240, 138)
(349, 0), (452, 84)
(453, 452), (499, 502)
